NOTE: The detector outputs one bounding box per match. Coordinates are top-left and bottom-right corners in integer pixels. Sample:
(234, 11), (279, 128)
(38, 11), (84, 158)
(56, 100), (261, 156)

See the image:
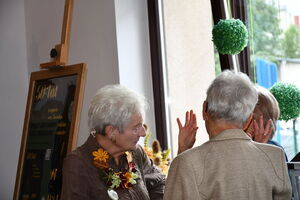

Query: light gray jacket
(164, 129), (291, 200)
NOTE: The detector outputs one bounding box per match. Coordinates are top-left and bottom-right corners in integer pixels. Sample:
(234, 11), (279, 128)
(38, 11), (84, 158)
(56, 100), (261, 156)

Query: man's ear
(202, 101), (208, 120)
(243, 114), (253, 131)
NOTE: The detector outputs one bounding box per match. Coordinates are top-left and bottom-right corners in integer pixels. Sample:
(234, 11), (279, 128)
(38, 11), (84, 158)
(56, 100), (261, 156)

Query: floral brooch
(92, 148), (139, 190)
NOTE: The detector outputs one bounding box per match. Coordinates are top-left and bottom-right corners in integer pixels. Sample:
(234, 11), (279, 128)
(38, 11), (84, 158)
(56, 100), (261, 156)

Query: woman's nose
(139, 126), (146, 137)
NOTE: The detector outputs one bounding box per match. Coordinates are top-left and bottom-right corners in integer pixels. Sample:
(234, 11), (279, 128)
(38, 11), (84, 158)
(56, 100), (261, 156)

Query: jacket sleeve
(163, 155), (204, 200)
(61, 153), (90, 200)
(136, 145), (166, 200)
(274, 149), (292, 200)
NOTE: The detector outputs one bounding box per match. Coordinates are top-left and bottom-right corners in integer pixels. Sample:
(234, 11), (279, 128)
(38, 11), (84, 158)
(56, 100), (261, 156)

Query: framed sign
(14, 63), (87, 200)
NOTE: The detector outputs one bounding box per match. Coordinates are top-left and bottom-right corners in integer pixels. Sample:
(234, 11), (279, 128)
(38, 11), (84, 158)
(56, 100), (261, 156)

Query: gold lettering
(26, 152), (37, 160)
(35, 85), (43, 100)
(47, 87), (52, 98)
(49, 168), (58, 180)
(53, 115), (62, 120)
(47, 114), (62, 120)
(35, 85), (58, 100)
(47, 85), (58, 98)
(48, 108), (58, 113)
(58, 122), (67, 127)
(47, 194), (59, 200)
(55, 130), (66, 135)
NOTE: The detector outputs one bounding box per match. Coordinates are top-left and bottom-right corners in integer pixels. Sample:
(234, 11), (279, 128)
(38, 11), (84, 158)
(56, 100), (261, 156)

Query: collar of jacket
(82, 134), (102, 154)
(209, 129), (251, 142)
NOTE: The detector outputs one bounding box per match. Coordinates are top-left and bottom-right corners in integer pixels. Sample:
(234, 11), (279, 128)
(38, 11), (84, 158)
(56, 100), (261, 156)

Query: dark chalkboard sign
(14, 63), (86, 200)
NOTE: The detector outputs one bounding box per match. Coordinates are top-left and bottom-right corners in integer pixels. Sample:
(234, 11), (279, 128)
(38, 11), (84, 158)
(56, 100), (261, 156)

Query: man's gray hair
(206, 70), (258, 127)
(88, 84), (147, 134)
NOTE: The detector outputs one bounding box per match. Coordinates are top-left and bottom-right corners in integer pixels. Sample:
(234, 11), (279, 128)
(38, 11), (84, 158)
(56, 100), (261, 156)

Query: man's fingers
(184, 111), (190, 126)
(188, 110), (194, 126)
(193, 127), (199, 135)
(193, 113), (197, 127)
(177, 118), (183, 129)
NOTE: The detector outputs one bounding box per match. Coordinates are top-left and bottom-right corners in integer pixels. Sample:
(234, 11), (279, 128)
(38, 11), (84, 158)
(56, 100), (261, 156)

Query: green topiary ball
(212, 19), (248, 55)
(270, 82), (300, 121)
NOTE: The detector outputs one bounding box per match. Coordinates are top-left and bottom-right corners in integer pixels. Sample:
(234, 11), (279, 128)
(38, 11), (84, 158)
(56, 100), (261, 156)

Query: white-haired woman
(245, 85), (288, 160)
(61, 85), (196, 200)
(164, 70), (292, 200)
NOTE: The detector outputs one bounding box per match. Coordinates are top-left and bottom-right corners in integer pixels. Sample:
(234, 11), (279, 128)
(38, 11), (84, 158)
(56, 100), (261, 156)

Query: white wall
(0, 0), (28, 199)
(24, 0), (120, 146)
(69, 0), (120, 146)
(115, 0), (156, 144)
(279, 61), (300, 88)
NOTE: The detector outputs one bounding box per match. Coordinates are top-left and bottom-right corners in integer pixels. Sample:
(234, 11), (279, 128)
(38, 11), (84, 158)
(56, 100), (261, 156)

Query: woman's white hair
(88, 85), (147, 134)
(206, 70), (258, 127)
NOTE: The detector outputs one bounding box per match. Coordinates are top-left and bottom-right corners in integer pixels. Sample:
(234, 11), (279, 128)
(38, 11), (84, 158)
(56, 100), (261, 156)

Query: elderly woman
(61, 84), (195, 200)
(164, 70), (292, 200)
(245, 86), (287, 150)
(62, 85), (164, 200)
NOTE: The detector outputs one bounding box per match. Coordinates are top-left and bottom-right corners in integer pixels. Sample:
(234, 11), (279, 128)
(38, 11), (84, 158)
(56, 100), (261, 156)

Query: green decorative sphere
(212, 19), (248, 55)
(270, 82), (300, 121)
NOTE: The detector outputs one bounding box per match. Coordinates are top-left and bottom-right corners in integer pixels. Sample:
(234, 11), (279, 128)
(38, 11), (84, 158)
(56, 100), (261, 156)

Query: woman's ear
(243, 114), (253, 131)
(104, 125), (114, 137)
(202, 101), (208, 120)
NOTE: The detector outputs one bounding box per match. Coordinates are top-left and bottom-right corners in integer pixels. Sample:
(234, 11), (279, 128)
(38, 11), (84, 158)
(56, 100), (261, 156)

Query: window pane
(159, 0), (216, 156)
(247, 0), (300, 161)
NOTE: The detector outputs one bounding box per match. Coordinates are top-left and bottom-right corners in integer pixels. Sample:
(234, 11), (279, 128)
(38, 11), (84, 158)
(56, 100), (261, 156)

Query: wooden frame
(40, 0), (74, 68)
(14, 63), (86, 200)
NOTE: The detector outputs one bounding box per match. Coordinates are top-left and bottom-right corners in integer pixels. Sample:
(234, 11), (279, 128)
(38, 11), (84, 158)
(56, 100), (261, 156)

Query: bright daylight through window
(247, 0), (300, 161)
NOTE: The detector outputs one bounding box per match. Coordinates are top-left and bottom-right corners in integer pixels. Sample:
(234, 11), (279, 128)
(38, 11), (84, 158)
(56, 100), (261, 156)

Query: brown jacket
(61, 135), (165, 200)
(164, 129), (292, 200)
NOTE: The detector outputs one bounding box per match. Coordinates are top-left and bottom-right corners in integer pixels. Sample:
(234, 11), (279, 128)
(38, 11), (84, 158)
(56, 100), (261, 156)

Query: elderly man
(164, 70), (291, 200)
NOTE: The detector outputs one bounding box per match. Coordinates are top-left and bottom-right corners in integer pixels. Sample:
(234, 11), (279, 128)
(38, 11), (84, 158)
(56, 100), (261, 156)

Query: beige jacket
(164, 129), (291, 200)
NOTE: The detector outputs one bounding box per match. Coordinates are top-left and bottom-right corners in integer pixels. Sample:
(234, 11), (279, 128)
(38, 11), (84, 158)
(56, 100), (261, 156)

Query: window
(210, 0), (300, 161)
(148, 0), (216, 156)
(246, 0), (300, 161)
(148, 0), (300, 159)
